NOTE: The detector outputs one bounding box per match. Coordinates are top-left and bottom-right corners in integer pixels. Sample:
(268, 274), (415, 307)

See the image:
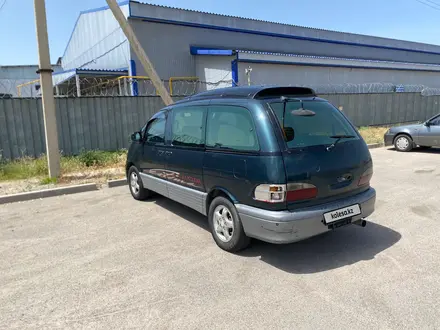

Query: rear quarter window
(206, 105), (259, 152)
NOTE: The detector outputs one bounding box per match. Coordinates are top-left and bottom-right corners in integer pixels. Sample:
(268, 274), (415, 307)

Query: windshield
(269, 100), (359, 148)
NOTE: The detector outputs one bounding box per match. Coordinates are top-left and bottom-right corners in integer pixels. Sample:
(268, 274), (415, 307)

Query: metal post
(118, 79), (122, 96)
(55, 85), (59, 96)
(123, 78), (128, 96)
(33, 0), (60, 178)
(106, 0), (173, 106)
(245, 66), (252, 86)
(75, 74), (81, 97)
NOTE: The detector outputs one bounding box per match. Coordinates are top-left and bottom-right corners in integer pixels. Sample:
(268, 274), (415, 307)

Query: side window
(171, 106), (205, 148)
(206, 105), (259, 151)
(145, 113), (166, 144)
(431, 116), (440, 126)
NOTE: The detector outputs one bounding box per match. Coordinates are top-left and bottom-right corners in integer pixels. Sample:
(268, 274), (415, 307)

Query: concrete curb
(107, 179), (127, 188)
(0, 183), (98, 205)
(367, 143), (384, 149)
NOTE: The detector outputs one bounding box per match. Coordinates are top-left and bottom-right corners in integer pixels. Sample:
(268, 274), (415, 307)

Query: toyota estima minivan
(126, 86), (376, 252)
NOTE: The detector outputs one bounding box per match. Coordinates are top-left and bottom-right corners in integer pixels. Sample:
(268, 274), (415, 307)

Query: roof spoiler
(253, 87), (316, 99)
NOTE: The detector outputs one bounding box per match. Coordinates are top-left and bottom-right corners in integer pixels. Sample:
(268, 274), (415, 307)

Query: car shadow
(413, 147), (440, 154)
(387, 147), (440, 154)
(144, 195), (402, 274)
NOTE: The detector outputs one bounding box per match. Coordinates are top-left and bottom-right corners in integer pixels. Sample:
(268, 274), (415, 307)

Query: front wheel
(128, 166), (152, 200)
(394, 135), (413, 152)
(208, 196), (250, 252)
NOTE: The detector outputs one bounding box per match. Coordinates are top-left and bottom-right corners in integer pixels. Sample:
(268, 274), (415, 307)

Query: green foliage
(40, 177), (57, 185)
(77, 149), (127, 167)
(0, 149), (127, 182)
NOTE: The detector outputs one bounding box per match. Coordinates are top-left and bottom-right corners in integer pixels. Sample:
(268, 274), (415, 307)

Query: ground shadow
(142, 194), (209, 231)
(144, 195), (401, 274)
(387, 146), (440, 154)
(238, 223), (401, 274)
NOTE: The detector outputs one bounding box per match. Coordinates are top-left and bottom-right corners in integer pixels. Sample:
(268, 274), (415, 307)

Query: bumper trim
(236, 188), (376, 244)
(384, 133), (395, 146)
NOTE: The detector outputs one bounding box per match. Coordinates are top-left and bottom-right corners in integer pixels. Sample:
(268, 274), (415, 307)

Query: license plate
(324, 204), (361, 224)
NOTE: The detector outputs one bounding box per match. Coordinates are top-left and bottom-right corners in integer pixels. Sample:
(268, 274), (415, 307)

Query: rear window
(269, 100), (358, 148)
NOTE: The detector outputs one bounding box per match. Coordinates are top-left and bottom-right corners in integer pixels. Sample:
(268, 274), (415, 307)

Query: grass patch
(358, 126), (389, 145)
(0, 149), (127, 182)
(40, 177), (58, 185)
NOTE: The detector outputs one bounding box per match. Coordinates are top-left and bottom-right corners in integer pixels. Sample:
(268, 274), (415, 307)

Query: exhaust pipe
(353, 219), (367, 227)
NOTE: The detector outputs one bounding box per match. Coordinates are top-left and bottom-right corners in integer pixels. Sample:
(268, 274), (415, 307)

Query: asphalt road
(1, 147), (440, 329)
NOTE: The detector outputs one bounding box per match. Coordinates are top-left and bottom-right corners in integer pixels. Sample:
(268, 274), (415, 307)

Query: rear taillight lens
(254, 184), (286, 203)
(358, 167), (373, 186)
(286, 183), (318, 202)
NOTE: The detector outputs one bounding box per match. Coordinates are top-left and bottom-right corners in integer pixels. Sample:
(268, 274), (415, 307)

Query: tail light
(358, 167), (373, 186)
(286, 183), (318, 201)
(254, 183), (318, 203)
(254, 184), (286, 203)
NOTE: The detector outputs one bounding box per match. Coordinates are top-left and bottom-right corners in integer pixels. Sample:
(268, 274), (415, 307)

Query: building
(54, 1), (440, 96)
(0, 64), (61, 97)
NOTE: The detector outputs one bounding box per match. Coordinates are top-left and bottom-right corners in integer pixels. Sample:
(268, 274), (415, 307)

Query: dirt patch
(0, 167), (124, 196)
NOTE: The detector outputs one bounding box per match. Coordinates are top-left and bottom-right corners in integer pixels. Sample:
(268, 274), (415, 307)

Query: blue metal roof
(76, 68), (128, 73)
(190, 47), (440, 68)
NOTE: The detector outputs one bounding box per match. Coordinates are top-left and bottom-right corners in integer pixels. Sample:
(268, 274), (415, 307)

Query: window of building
(206, 105), (259, 151)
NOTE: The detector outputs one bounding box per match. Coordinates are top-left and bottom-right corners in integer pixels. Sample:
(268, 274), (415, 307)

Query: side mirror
(130, 131), (142, 142)
(283, 127), (295, 142)
(424, 121), (431, 127)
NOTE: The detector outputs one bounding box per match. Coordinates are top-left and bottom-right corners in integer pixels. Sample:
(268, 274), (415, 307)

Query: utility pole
(245, 66), (252, 86)
(33, 0), (60, 177)
(106, 0), (173, 106)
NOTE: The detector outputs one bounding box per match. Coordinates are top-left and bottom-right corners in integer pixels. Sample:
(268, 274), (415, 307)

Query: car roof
(173, 86), (317, 105)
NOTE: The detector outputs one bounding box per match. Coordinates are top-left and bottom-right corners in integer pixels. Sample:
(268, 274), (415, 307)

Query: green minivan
(126, 86), (376, 252)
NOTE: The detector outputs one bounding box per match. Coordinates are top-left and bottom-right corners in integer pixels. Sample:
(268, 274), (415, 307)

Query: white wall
(62, 5), (130, 71)
(0, 65), (62, 97)
(195, 55), (234, 91)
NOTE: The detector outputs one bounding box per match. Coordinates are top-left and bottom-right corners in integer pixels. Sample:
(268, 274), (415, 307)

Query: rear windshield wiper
(326, 135), (355, 151)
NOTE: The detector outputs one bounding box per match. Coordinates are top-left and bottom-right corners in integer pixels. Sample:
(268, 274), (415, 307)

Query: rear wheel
(128, 166), (152, 200)
(208, 196), (250, 252)
(394, 134), (413, 152)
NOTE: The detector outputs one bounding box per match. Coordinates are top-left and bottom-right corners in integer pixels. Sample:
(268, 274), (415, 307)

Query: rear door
(269, 100), (373, 211)
(139, 111), (169, 197)
(418, 115), (440, 146)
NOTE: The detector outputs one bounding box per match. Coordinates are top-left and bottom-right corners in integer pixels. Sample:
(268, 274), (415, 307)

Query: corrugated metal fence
(0, 97), (182, 160)
(322, 93), (440, 127)
(0, 93), (440, 160)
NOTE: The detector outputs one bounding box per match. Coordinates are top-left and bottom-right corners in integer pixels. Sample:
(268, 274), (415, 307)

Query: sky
(0, 0), (439, 65)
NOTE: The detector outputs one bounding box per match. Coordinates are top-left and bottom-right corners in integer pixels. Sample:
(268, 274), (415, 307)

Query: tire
(128, 166), (152, 200)
(208, 196), (250, 252)
(394, 134), (413, 152)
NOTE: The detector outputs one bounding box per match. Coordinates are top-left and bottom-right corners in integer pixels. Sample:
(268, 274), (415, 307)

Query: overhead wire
(415, 0), (440, 10)
(0, 0), (7, 13)
(424, 0), (440, 7)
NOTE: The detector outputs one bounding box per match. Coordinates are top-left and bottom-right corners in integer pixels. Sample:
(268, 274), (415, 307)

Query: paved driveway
(1, 148), (440, 329)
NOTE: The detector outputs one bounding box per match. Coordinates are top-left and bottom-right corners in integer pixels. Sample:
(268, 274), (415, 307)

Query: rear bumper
(236, 188), (376, 244)
(384, 133), (395, 146)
